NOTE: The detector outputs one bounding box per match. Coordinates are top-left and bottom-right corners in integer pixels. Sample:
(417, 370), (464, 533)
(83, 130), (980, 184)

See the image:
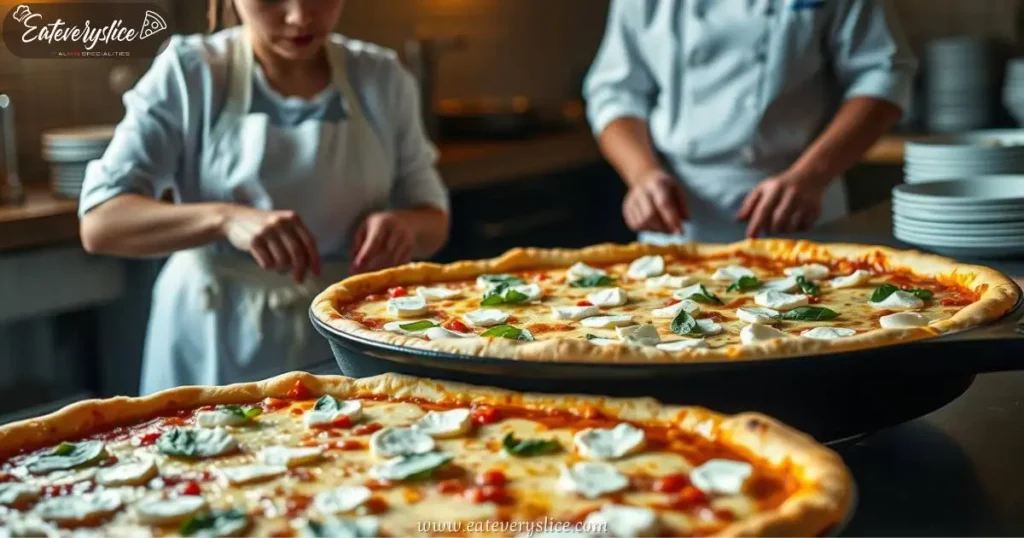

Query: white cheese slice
(551, 305), (601, 321)
(312, 486), (373, 515)
(218, 464), (287, 486)
(415, 286), (462, 302)
(574, 423), (646, 461)
(656, 339), (709, 351)
(829, 270), (872, 289)
(304, 400), (363, 428)
(95, 458), (157, 487)
(736, 307), (780, 324)
(158, 428), (238, 458)
(690, 459), (753, 496)
(586, 337), (619, 347)
(754, 290), (808, 311)
(386, 296), (428, 319)
(879, 312), (930, 329)
(695, 319), (723, 336)
(413, 409), (473, 438)
(0, 483), (41, 506)
(195, 409), (251, 428)
(369, 427), (436, 459)
(762, 276), (800, 292)
(558, 462), (629, 499)
(259, 446), (324, 468)
(645, 274), (694, 289)
(584, 504), (659, 538)
(712, 265), (755, 281)
(627, 256), (664, 279)
(422, 327), (474, 340)
(2, 516), (59, 538)
(462, 309), (509, 328)
(370, 452), (453, 482)
(135, 496), (207, 526)
(567, 262), (607, 281)
(45, 468), (97, 487)
(801, 327), (857, 340)
(672, 283), (707, 301)
(475, 275), (522, 290)
(33, 491), (122, 524)
(651, 300), (700, 319)
(580, 315), (635, 329)
(870, 290), (924, 310)
(784, 263), (830, 281)
(513, 284), (544, 302)
(740, 323), (790, 345)
(587, 287), (628, 307)
(383, 320), (435, 336)
(615, 324), (661, 346)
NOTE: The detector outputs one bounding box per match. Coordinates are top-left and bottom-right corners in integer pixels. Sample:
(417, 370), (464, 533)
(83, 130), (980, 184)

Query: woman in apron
(78, 0), (450, 394)
(584, 0), (916, 243)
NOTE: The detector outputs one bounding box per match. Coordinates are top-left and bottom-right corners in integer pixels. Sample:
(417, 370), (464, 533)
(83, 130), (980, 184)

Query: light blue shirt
(584, 0), (916, 195)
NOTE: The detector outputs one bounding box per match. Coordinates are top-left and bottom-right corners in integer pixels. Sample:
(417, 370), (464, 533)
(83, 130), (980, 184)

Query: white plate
(893, 214), (1024, 234)
(893, 177), (1024, 204)
(894, 227), (1024, 246)
(893, 202), (1024, 222)
(895, 223), (1024, 238)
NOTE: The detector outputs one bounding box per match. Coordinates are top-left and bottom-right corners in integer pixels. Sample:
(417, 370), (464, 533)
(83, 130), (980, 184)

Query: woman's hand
(350, 211), (416, 274)
(219, 205), (322, 283)
(736, 172), (829, 238)
(622, 169), (689, 234)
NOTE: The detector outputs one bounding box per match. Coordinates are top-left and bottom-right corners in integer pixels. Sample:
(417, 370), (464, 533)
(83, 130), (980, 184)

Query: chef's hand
(350, 212), (415, 274)
(622, 169), (689, 234)
(220, 206), (322, 283)
(736, 171), (828, 238)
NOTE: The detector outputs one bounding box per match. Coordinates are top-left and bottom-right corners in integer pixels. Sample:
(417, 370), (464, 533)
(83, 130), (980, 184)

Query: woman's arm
(80, 195), (227, 257)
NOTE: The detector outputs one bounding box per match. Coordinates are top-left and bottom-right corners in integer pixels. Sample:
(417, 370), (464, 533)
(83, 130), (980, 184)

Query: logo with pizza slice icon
(138, 10), (166, 40)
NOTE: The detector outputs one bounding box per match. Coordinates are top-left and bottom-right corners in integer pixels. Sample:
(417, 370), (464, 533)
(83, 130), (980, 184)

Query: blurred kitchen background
(2, 0), (1024, 419)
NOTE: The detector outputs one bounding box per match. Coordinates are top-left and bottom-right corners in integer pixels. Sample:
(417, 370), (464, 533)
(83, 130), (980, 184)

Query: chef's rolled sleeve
(583, 0), (657, 135)
(79, 36), (188, 216)
(830, 0), (918, 111)
(387, 63), (449, 213)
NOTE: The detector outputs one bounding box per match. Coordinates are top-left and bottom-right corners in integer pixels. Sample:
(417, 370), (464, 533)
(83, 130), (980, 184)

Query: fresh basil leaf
(219, 405), (261, 422)
(399, 320), (438, 332)
(569, 275), (616, 288)
(179, 509), (249, 537)
(28, 440), (106, 474)
(313, 395), (341, 412)
(870, 284), (899, 303)
(726, 276), (761, 293)
(502, 433), (561, 456)
(479, 274), (524, 287)
(796, 276), (821, 297)
(670, 310), (701, 336)
(243, 407), (262, 420)
(691, 284), (723, 305)
(481, 325), (533, 341)
(156, 428), (236, 459)
(480, 284), (529, 306)
(781, 306), (840, 321)
(905, 288), (934, 300)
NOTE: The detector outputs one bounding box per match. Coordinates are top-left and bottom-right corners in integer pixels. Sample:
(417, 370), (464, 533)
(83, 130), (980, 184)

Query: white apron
(140, 31), (391, 394)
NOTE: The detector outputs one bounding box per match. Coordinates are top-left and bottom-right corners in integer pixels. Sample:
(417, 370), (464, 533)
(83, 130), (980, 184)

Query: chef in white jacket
(584, 0), (916, 242)
(79, 0), (450, 394)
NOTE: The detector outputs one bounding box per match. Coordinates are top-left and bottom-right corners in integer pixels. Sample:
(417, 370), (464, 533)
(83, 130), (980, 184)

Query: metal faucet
(403, 36), (466, 141)
(0, 94), (24, 206)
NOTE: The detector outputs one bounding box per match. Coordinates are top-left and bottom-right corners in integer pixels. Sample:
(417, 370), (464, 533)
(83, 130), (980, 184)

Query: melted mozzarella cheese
(801, 327), (857, 339)
(218, 465), (287, 486)
(513, 284), (544, 302)
(566, 262), (607, 281)
(870, 291), (924, 310)
(615, 324), (661, 346)
(580, 315), (635, 329)
(754, 290), (808, 311)
(584, 504), (659, 538)
(712, 265), (755, 281)
(736, 307), (780, 324)
(386, 296), (428, 319)
(135, 496), (207, 525)
(651, 300), (700, 319)
(762, 276), (800, 292)
(413, 409), (473, 438)
(784, 263), (830, 280)
(312, 486), (373, 515)
(695, 319), (723, 336)
(587, 287), (628, 307)
(672, 283), (707, 301)
(462, 309), (509, 327)
(259, 446), (324, 468)
(33, 491), (122, 524)
(370, 427), (436, 458)
(177, 428), (238, 458)
(0, 483), (41, 506)
(645, 274), (694, 289)
(422, 327), (474, 340)
(415, 286), (462, 301)
(551, 305), (601, 321)
(94, 458), (157, 487)
(370, 452), (453, 481)
(558, 462), (629, 499)
(195, 409), (249, 428)
(689, 459), (753, 496)
(656, 339), (709, 351)
(740, 323), (790, 345)
(830, 270), (872, 289)
(304, 400), (363, 428)
(879, 312), (930, 329)
(574, 424), (646, 460)
(627, 256), (665, 279)
(383, 320), (435, 336)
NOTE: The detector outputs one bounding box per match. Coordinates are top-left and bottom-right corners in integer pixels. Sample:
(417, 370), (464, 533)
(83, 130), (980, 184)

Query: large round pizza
(312, 240), (1020, 362)
(0, 373), (851, 536)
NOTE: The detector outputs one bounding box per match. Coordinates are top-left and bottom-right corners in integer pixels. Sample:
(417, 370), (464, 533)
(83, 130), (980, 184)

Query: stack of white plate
(904, 130), (1024, 184)
(1003, 59), (1024, 125)
(925, 37), (999, 132)
(892, 177), (1024, 258)
(42, 125), (114, 199)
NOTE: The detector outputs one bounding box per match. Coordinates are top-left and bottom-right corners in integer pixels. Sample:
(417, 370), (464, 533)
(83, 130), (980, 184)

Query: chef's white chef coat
(79, 28), (449, 394)
(584, 0), (916, 242)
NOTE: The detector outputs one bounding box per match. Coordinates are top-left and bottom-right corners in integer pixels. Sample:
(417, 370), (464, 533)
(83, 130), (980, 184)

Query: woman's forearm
(391, 206), (449, 259)
(597, 117), (664, 186)
(80, 194), (229, 258)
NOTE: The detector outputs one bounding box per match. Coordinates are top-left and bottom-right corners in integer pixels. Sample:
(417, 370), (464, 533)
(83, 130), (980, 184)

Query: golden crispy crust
(311, 240), (1021, 363)
(0, 372), (853, 537)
